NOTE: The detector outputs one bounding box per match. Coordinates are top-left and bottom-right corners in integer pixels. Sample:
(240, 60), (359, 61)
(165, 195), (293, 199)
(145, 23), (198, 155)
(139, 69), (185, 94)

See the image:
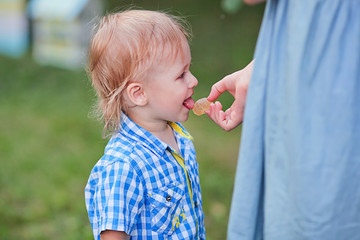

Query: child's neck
(127, 112), (180, 153)
(151, 124), (180, 154)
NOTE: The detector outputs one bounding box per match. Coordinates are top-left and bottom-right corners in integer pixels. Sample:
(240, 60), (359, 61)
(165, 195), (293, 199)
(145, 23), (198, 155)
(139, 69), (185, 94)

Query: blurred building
(28, 0), (103, 70)
(0, 0), (29, 57)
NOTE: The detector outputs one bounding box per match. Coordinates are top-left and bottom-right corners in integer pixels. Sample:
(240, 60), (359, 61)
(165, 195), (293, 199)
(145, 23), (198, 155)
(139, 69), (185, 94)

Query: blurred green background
(0, 0), (264, 239)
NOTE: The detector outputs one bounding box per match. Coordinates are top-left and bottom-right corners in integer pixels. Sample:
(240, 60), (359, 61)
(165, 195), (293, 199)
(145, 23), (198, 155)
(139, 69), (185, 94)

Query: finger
(207, 102), (239, 132)
(218, 113), (242, 131)
(216, 114), (236, 132)
(206, 102), (223, 124)
(210, 102), (223, 123)
(207, 80), (228, 102)
(230, 92), (246, 117)
(224, 100), (244, 129)
(211, 99), (244, 131)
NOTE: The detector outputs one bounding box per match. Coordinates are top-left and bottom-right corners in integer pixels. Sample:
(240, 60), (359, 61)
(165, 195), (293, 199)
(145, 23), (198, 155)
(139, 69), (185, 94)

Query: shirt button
(194, 201), (198, 208)
(166, 195), (172, 202)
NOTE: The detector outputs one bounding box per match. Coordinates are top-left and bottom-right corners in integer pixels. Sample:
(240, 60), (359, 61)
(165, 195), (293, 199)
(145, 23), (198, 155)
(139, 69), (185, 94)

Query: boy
(84, 10), (205, 240)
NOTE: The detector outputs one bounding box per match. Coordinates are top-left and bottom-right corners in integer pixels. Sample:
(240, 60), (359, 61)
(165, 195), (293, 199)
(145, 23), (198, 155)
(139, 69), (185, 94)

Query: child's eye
(178, 72), (185, 79)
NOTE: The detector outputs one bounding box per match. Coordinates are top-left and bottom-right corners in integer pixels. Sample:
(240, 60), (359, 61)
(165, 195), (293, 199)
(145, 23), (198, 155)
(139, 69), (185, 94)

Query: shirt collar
(118, 113), (193, 156)
(119, 113), (167, 156)
(168, 122), (193, 141)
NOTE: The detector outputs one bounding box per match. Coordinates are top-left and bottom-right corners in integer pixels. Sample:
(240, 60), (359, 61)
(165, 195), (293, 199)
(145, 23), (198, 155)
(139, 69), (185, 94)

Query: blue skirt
(228, 0), (360, 239)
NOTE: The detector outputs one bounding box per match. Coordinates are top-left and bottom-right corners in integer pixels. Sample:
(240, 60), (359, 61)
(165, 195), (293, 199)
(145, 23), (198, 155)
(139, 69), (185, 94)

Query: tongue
(183, 97), (195, 110)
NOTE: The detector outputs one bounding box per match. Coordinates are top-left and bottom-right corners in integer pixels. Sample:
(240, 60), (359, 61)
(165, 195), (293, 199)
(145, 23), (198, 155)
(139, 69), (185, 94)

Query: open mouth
(183, 97), (195, 110)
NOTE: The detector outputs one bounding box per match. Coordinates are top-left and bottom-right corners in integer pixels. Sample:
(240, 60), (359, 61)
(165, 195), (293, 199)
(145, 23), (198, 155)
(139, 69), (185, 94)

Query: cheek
(156, 84), (187, 107)
(161, 94), (184, 110)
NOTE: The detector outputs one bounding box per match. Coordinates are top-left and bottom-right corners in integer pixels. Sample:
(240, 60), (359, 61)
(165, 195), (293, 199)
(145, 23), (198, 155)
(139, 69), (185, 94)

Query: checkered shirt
(85, 113), (205, 240)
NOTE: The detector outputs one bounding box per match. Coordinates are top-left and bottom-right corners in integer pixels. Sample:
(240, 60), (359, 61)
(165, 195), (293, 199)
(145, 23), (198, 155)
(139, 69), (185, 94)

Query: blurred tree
(221, 0), (243, 14)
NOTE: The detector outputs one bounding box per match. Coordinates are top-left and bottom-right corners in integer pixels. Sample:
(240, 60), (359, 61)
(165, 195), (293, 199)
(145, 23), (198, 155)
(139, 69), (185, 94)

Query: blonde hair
(88, 10), (191, 136)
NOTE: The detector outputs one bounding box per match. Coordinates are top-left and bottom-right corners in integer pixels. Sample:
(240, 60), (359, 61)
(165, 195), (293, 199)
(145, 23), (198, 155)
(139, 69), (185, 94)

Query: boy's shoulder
(102, 132), (146, 164)
(93, 130), (163, 172)
(88, 120), (193, 179)
(87, 134), (146, 184)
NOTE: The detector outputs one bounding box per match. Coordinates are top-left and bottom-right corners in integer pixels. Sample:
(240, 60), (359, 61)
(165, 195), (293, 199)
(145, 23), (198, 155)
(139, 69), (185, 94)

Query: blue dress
(227, 0), (360, 239)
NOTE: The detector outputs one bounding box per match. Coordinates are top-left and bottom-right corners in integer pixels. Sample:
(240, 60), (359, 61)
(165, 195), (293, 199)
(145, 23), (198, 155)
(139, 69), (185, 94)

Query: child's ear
(126, 82), (148, 106)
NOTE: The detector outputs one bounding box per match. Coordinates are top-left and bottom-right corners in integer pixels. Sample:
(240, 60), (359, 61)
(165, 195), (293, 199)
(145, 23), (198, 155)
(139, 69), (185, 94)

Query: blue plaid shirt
(85, 114), (205, 240)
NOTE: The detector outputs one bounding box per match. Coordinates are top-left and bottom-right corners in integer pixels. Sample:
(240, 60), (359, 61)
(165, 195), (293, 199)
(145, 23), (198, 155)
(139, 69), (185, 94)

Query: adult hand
(206, 60), (254, 131)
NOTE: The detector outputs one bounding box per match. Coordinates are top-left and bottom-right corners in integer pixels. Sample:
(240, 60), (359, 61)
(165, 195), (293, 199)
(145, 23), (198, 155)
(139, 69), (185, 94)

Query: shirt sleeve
(96, 160), (144, 235)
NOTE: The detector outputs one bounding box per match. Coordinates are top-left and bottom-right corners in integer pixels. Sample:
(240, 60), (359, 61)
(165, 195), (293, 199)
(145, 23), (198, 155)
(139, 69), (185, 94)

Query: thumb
(207, 80), (227, 102)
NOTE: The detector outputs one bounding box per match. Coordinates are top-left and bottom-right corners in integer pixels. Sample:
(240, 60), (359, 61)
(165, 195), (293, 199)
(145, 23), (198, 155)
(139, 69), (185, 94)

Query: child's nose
(188, 72), (198, 88)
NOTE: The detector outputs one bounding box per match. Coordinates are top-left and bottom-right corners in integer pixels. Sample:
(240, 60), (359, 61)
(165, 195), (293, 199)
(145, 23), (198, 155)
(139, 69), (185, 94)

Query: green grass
(0, 1), (264, 239)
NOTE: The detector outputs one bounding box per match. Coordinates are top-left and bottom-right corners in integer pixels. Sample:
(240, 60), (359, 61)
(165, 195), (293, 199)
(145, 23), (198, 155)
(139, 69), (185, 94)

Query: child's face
(144, 41), (198, 123)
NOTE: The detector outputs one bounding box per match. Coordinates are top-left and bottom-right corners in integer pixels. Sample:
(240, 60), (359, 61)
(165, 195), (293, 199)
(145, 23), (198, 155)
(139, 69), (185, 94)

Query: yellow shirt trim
(168, 122), (194, 141)
(168, 122), (199, 239)
(171, 151), (193, 201)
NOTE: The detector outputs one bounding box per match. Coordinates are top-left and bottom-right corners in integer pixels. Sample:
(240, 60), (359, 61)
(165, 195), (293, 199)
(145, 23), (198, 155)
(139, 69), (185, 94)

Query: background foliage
(0, 1), (264, 239)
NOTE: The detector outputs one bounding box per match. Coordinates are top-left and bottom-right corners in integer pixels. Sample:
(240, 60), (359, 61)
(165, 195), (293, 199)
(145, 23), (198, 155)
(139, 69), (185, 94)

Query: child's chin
(178, 113), (189, 123)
